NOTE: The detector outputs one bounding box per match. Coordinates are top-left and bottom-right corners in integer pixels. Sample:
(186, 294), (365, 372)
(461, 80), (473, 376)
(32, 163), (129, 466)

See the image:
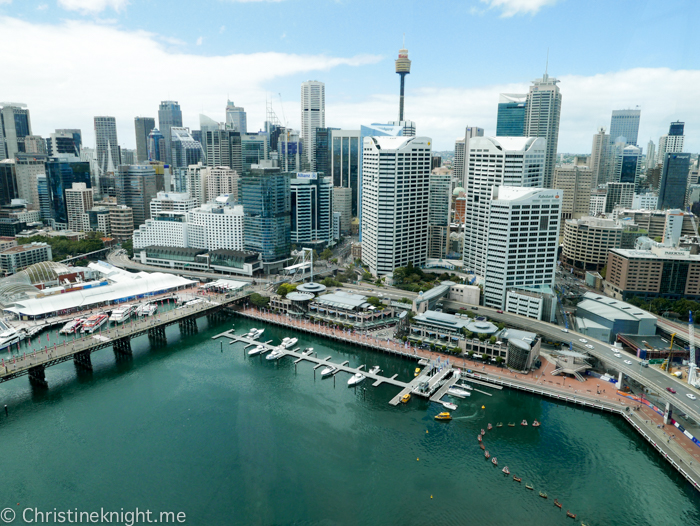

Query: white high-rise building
(462, 136), (546, 277)
(225, 100), (247, 133)
(525, 73), (561, 188)
(453, 138), (465, 188)
(65, 183), (94, 232)
(484, 187), (561, 310)
(657, 121), (685, 165)
(609, 109), (641, 146)
(186, 163), (210, 206)
(301, 81), (325, 170)
(290, 174), (333, 248)
(361, 136), (431, 276)
(94, 116), (120, 175)
(590, 127), (609, 186)
(646, 140), (656, 169)
(150, 191), (197, 216)
(388, 120), (416, 137)
(207, 166), (238, 202)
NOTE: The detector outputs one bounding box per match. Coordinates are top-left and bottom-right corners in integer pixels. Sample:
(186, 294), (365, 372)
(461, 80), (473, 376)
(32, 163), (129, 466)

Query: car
(585, 344), (594, 349)
(610, 348), (618, 353)
(687, 394), (698, 401)
(561, 328), (569, 333)
(624, 360), (632, 365)
(579, 338), (588, 343)
(496, 310), (503, 314)
(666, 387), (677, 394)
(614, 354), (621, 358)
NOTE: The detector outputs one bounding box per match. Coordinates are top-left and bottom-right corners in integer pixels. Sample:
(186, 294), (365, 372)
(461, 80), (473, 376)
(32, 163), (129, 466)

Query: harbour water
(1, 315), (699, 525)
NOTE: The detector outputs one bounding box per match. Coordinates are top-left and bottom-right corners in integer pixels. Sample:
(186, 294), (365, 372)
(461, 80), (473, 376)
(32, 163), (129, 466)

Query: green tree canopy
(249, 293), (270, 308)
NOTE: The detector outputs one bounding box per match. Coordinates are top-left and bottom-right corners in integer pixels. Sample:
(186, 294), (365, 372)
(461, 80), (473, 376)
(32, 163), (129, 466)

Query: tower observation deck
(395, 48), (411, 122)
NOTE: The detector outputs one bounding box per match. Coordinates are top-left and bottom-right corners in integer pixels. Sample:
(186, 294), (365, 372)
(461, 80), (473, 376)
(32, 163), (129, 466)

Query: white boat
(59, 318), (84, 335)
(448, 387), (472, 398)
(109, 305), (134, 324)
(81, 314), (109, 333)
(348, 372), (366, 386)
(266, 347), (285, 360)
(248, 345), (265, 356)
(368, 365), (381, 375)
(0, 328), (26, 351)
(137, 303), (158, 317)
(321, 365), (337, 377)
(250, 328), (264, 340)
(281, 337), (298, 349)
(443, 402), (458, 410)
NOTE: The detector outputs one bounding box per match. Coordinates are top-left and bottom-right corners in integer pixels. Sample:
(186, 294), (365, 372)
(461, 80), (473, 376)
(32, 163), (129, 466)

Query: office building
(609, 143), (642, 187)
(646, 139), (656, 169)
(333, 186), (352, 234)
(0, 103), (32, 160)
(632, 192), (658, 210)
(453, 126), (485, 188)
(428, 170), (451, 259)
(116, 165), (157, 228)
(14, 156), (45, 210)
(158, 101), (183, 164)
(361, 136), (431, 276)
(207, 166), (238, 202)
(239, 166), (291, 272)
(605, 242), (700, 300)
(65, 183), (94, 232)
(616, 208), (697, 241)
(23, 136), (46, 155)
(94, 116), (120, 174)
(134, 117), (155, 162)
(85, 206), (111, 235)
(462, 136), (546, 277)
(225, 100), (247, 133)
(0, 243), (52, 276)
(496, 94), (527, 137)
(275, 127), (303, 173)
(553, 161), (593, 220)
(290, 173), (333, 249)
(658, 153), (691, 210)
(590, 127), (609, 186)
(185, 163), (209, 206)
(47, 129), (82, 157)
(657, 121), (685, 164)
(605, 182), (635, 213)
(45, 157), (92, 227)
(314, 127), (335, 177)
(483, 187), (561, 310)
(562, 217), (644, 275)
(120, 148), (136, 166)
(330, 129), (360, 217)
(301, 81), (325, 170)
(609, 108), (641, 145)
(170, 127), (203, 170)
(524, 73), (561, 188)
(109, 205), (134, 240)
(150, 191), (197, 216)
(388, 120), (416, 137)
(241, 134), (269, 174)
(333, 211), (341, 241)
(0, 160), (19, 206)
(202, 130), (242, 173)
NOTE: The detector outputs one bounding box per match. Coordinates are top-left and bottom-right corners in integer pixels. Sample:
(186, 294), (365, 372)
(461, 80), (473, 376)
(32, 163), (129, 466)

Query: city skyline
(1, 1), (699, 153)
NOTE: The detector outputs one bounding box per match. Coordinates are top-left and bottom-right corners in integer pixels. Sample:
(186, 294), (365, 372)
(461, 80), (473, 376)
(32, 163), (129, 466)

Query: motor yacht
(368, 365), (381, 375)
(109, 305), (134, 324)
(320, 365), (337, 377)
(137, 303), (158, 317)
(347, 372), (366, 386)
(248, 345), (265, 356)
(59, 318), (84, 335)
(250, 328), (264, 340)
(0, 328), (26, 351)
(81, 314), (108, 333)
(266, 347), (285, 360)
(447, 387), (471, 398)
(281, 337), (298, 349)
(442, 402), (458, 411)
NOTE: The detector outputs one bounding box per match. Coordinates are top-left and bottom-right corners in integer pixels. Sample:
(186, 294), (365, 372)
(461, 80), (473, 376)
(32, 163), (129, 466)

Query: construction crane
(689, 311), (699, 388)
(664, 333), (676, 372)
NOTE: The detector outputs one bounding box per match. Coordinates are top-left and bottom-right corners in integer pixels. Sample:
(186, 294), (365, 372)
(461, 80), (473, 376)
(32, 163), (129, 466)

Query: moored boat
(109, 304), (134, 324)
(496, 422), (503, 428)
(401, 393), (411, 404)
(447, 387), (471, 397)
(478, 435), (482, 442)
(265, 347), (285, 360)
(491, 457), (498, 466)
(248, 345), (265, 356)
(487, 423), (493, 430)
(0, 327), (26, 350)
(508, 422), (515, 427)
(442, 402), (457, 411)
(434, 412), (452, 421)
(521, 419), (528, 426)
(554, 499), (562, 509)
(525, 483), (534, 490)
(348, 372), (366, 386)
(566, 511), (576, 519)
(81, 314), (108, 333)
(281, 337), (298, 349)
(368, 365), (381, 375)
(59, 318), (84, 335)
(513, 476), (521, 483)
(250, 328), (264, 340)
(321, 365), (337, 377)
(532, 420), (541, 427)
(539, 492), (548, 499)
(414, 367), (421, 377)
(480, 443), (485, 450)
(502, 466), (510, 475)
(141, 303), (158, 317)
(484, 450), (489, 459)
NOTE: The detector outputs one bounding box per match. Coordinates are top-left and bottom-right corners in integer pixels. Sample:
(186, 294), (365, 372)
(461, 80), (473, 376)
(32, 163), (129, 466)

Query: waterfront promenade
(237, 307), (700, 491)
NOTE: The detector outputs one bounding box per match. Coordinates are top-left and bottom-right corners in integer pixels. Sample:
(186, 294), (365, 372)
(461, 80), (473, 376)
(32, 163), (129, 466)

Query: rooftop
(414, 310), (472, 330)
(577, 292), (656, 323)
(314, 291), (370, 310)
(0, 242), (49, 254)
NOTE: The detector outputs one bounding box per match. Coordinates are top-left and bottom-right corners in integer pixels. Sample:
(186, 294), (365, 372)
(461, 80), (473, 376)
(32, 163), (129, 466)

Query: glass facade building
(496, 96), (527, 137)
(658, 153), (691, 210)
(290, 174), (333, 249)
(116, 165), (157, 228)
(331, 130), (360, 217)
(158, 101), (183, 164)
(241, 134), (269, 174)
(0, 161), (18, 206)
(45, 158), (91, 225)
(239, 167), (291, 270)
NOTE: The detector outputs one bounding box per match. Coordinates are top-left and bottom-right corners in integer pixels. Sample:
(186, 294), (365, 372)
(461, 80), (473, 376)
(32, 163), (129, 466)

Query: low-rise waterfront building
(135, 246), (262, 277)
(307, 291), (397, 330)
(575, 291), (657, 342)
(0, 242), (53, 276)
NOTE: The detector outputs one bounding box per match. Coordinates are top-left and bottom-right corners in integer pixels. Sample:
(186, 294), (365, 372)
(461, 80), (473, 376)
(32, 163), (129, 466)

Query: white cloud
(196, 36), (204, 46)
(480, 0), (559, 17)
(0, 0), (12, 5)
(37, 3), (49, 10)
(327, 68), (700, 152)
(58, 0), (129, 14)
(0, 16), (380, 148)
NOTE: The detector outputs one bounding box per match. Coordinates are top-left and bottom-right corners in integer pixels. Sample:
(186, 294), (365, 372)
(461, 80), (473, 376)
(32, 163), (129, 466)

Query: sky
(2, 0), (700, 153)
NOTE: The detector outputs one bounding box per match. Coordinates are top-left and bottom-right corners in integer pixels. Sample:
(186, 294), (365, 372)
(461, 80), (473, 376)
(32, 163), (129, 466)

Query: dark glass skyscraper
(669, 121), (685, 136)
(658, 153), (691, 210)
(116, 165), (157, 228)
(314, 127), (336, 177)
(0, 161), (19, 205)
(158, 101), (183, 164)
(45, 158), (91, 225)
(134, 117), (156, 162)
(496, 94), (526, 137)
(331, 131), (360, 216)
(239, 166), (290, 272)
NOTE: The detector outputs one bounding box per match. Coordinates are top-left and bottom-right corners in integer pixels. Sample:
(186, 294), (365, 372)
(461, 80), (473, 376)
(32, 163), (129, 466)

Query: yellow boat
(401, 393), (411, 404)
(414, 367), (421, 377)
(435, 412), (452, 421)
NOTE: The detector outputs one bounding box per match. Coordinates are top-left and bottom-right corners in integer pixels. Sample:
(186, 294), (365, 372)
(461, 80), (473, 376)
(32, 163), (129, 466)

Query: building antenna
(403, 33), (405, 48)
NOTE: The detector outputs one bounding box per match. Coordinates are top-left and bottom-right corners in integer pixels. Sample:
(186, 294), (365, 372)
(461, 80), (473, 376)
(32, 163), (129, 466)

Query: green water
(1, 315), (699, 526)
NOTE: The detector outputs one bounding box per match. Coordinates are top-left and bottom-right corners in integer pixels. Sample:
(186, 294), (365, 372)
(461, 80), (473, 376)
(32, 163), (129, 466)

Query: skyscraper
(590, 127), (609, 186)
(116, 164), (157, 228)
(134, 117), (156, 162)
(225, 100), (247, 133)
(525, 73), (561, 188)
(455, 126), (485, 188)
(186, 163), (209, 206)
(0, 103), (32, 160)
(290, 173), (333, 249)
(45, 157), (92, 227)
(646, 140), (656, 168)
(147, 128), (166, 163)
(428, 170), (451, 259)
(314, 127), (335, 176)
(94, 116), (120, 174)
(15, 156), (45, 210)
(330, 129), (360, 217)
(609, 142), (642, 187)
(301, 81), (325, 171)
(207, 166), (238, 201)
(496, 94), (527, 137)
(462, 136), (546, 277)
(65, 183), (94, 232)
(241, 133), (269, 174)
(0, 160), (18, 205)
(158, 101), (183, 164)
(361, 136), (431, 276)
(48, 129), (82, 157)
(395, 47), (411, 121)
(609, 109), (641, 145)
(170, 127), (203, 170)
(202, 130), (242, 173)
(657, 121), (685, 164)
(658, 153), (691, 210)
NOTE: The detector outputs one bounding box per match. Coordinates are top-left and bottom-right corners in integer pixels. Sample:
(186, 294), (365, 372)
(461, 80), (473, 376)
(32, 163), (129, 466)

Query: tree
(489, 336), (497, 344)
(276, 283), (297, 298)
(478, 333), (488, 341)
(122, 239), (133, 258)
(321, 248), (333, 260)
(495, 356), (504, 366)
(468, 351), (475, 359)
(367, 296), (383, 308)
(362, 271), (373, 281)
(249, 293), (269, 308)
